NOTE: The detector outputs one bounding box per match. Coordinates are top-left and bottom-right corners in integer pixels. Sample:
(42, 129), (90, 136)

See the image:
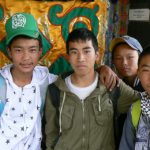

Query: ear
(137, 68), (140, 78)
(95, 51), (100, 62)
(38, 47), (43, 57)
(7, 47), (12, 59)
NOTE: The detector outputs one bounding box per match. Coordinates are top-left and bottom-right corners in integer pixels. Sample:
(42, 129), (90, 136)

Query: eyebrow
(12, 45), (39, 48)
(140, 64), (150, 68)
(83, 46), (91, 50)
(69, 46), (91, 50)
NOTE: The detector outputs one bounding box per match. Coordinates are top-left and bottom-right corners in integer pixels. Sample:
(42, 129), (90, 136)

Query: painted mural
(0, 0), (108, 73)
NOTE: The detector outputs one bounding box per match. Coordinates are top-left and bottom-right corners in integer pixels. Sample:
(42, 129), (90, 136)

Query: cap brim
(109, 38), (125, 51)
(6, 30), (40, 45)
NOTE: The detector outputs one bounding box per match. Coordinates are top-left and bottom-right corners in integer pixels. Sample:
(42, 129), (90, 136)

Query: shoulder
(0, 74), (5, 87)
(131, 100), (141, 129)
(134, 77), (144, 92)
(119, 79), (139, 96)
(48, 73), (58, 84)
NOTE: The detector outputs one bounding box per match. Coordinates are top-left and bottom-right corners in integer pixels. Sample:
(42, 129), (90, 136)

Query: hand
(98, 65), (120, 91)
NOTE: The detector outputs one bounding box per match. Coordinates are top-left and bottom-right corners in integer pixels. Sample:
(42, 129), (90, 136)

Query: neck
(71, 71), (96, 87)
(11, 67), (32, 87)
(124, 75), (136, 87)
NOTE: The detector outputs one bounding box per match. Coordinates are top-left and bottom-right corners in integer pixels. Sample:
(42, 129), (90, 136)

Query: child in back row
(119, 46), (150, 150)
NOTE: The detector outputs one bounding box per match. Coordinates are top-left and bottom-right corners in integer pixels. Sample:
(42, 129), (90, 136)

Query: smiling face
(68, 39), (99, 77)
(8, 37), (42, 75)
(112, 43), (139, 78)
(138, 54), (150, 95)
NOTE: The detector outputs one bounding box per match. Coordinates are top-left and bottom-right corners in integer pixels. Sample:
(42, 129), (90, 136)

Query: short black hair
(138, 45), (150, 66)
(66, 28), (98, 54)
(7, 35), (43, 48)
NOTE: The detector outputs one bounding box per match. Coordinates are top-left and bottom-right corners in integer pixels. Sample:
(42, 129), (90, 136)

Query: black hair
(66, 28), (98, 54)
(7, 35), (43, 48)
(138, 45), (150, 66)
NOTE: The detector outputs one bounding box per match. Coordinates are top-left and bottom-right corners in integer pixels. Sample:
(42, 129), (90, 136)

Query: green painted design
(0, 6), (4, 20)
(74, 22), (88, 29)
(0, 6), (9, 58)
(0, 4), (100, 60)
(0, 39), (8, 56)
(48, 4), (99, 41)
(49, 56), (73, 75)
(39, 33), (52, 58)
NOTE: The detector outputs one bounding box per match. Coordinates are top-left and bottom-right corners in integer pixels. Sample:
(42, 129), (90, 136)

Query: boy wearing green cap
(0, 12), (58, 150)
(0, 12), (118, 150)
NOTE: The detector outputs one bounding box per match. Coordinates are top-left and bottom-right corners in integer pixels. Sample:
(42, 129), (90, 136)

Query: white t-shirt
(65, 73), (98, 100)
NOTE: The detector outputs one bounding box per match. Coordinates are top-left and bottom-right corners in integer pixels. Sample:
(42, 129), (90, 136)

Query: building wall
(128, 0), (150, 48)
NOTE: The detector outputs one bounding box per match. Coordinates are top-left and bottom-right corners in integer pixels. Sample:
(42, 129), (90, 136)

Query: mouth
(20, 63), (33, 68)
(76, 65), (86, 69)
(122, 67), (130, 72)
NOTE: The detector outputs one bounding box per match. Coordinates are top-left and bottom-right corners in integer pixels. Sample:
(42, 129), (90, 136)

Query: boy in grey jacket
(45, 28), (139, 150)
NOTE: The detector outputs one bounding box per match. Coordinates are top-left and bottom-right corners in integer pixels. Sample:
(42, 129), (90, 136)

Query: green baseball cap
(5, 12), (40, 45)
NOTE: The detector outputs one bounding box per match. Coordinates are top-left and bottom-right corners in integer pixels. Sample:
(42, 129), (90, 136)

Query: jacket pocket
(54, 140), (68, 150)
(61, 105), (75, 130)
(92, 99), (113, 126)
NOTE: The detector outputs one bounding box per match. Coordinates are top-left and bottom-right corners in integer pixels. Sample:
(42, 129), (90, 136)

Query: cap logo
(12, 14), (26, 29)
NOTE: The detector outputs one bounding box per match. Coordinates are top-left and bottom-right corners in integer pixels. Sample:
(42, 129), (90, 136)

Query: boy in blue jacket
(119, 46), (150, 150)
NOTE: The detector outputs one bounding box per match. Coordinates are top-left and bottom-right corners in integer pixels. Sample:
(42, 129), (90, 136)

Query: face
(68, 39), (99, 76)
(138, 55), (150, 95)
(112, 44), (139, 78)
(8, 37), (42, 75)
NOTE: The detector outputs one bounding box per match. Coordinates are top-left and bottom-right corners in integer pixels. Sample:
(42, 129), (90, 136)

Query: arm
(98, 65), (119, 91)
(117, 80), (139, 113)
(119, 108), (136, 150)
(45, 88), (60, 150)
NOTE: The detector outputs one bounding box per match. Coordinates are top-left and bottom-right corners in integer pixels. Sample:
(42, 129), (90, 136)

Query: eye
(69, 50), (77, 54)
(141, 69), (149, 72)
(128, 56), (134, 59)
(84, 50), (90, 54)
(14, 48), (22, 53)
(29, 48), (38, 53)
(114, 57), (122, 60)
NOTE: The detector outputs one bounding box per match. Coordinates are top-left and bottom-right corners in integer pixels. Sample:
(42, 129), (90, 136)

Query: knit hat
(5, 12), (40, 45)
(109, 35), (143, 53)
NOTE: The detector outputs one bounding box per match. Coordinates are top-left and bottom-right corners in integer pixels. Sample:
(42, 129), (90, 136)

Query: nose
(122, 58), (128, 65)
(23, 50), (30, 60)
(77, 52), (85, 62)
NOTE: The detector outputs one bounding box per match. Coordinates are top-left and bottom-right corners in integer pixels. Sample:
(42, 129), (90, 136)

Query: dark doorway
(128, 1), (150, 48)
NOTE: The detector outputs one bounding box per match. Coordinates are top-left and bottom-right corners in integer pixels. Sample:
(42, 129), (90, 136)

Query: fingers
(107, 74), (120, 91)
(99, 65), (120, 91)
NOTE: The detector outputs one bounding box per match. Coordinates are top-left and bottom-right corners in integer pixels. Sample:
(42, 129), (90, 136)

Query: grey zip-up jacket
(45, 75), (139, 150)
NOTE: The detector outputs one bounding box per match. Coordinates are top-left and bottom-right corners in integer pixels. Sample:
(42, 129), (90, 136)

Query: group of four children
(0, 12), (149, 150)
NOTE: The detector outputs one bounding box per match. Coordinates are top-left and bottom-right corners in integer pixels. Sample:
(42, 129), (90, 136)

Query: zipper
(81, 99), (85, 149)
(21, 87), (26, 135)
